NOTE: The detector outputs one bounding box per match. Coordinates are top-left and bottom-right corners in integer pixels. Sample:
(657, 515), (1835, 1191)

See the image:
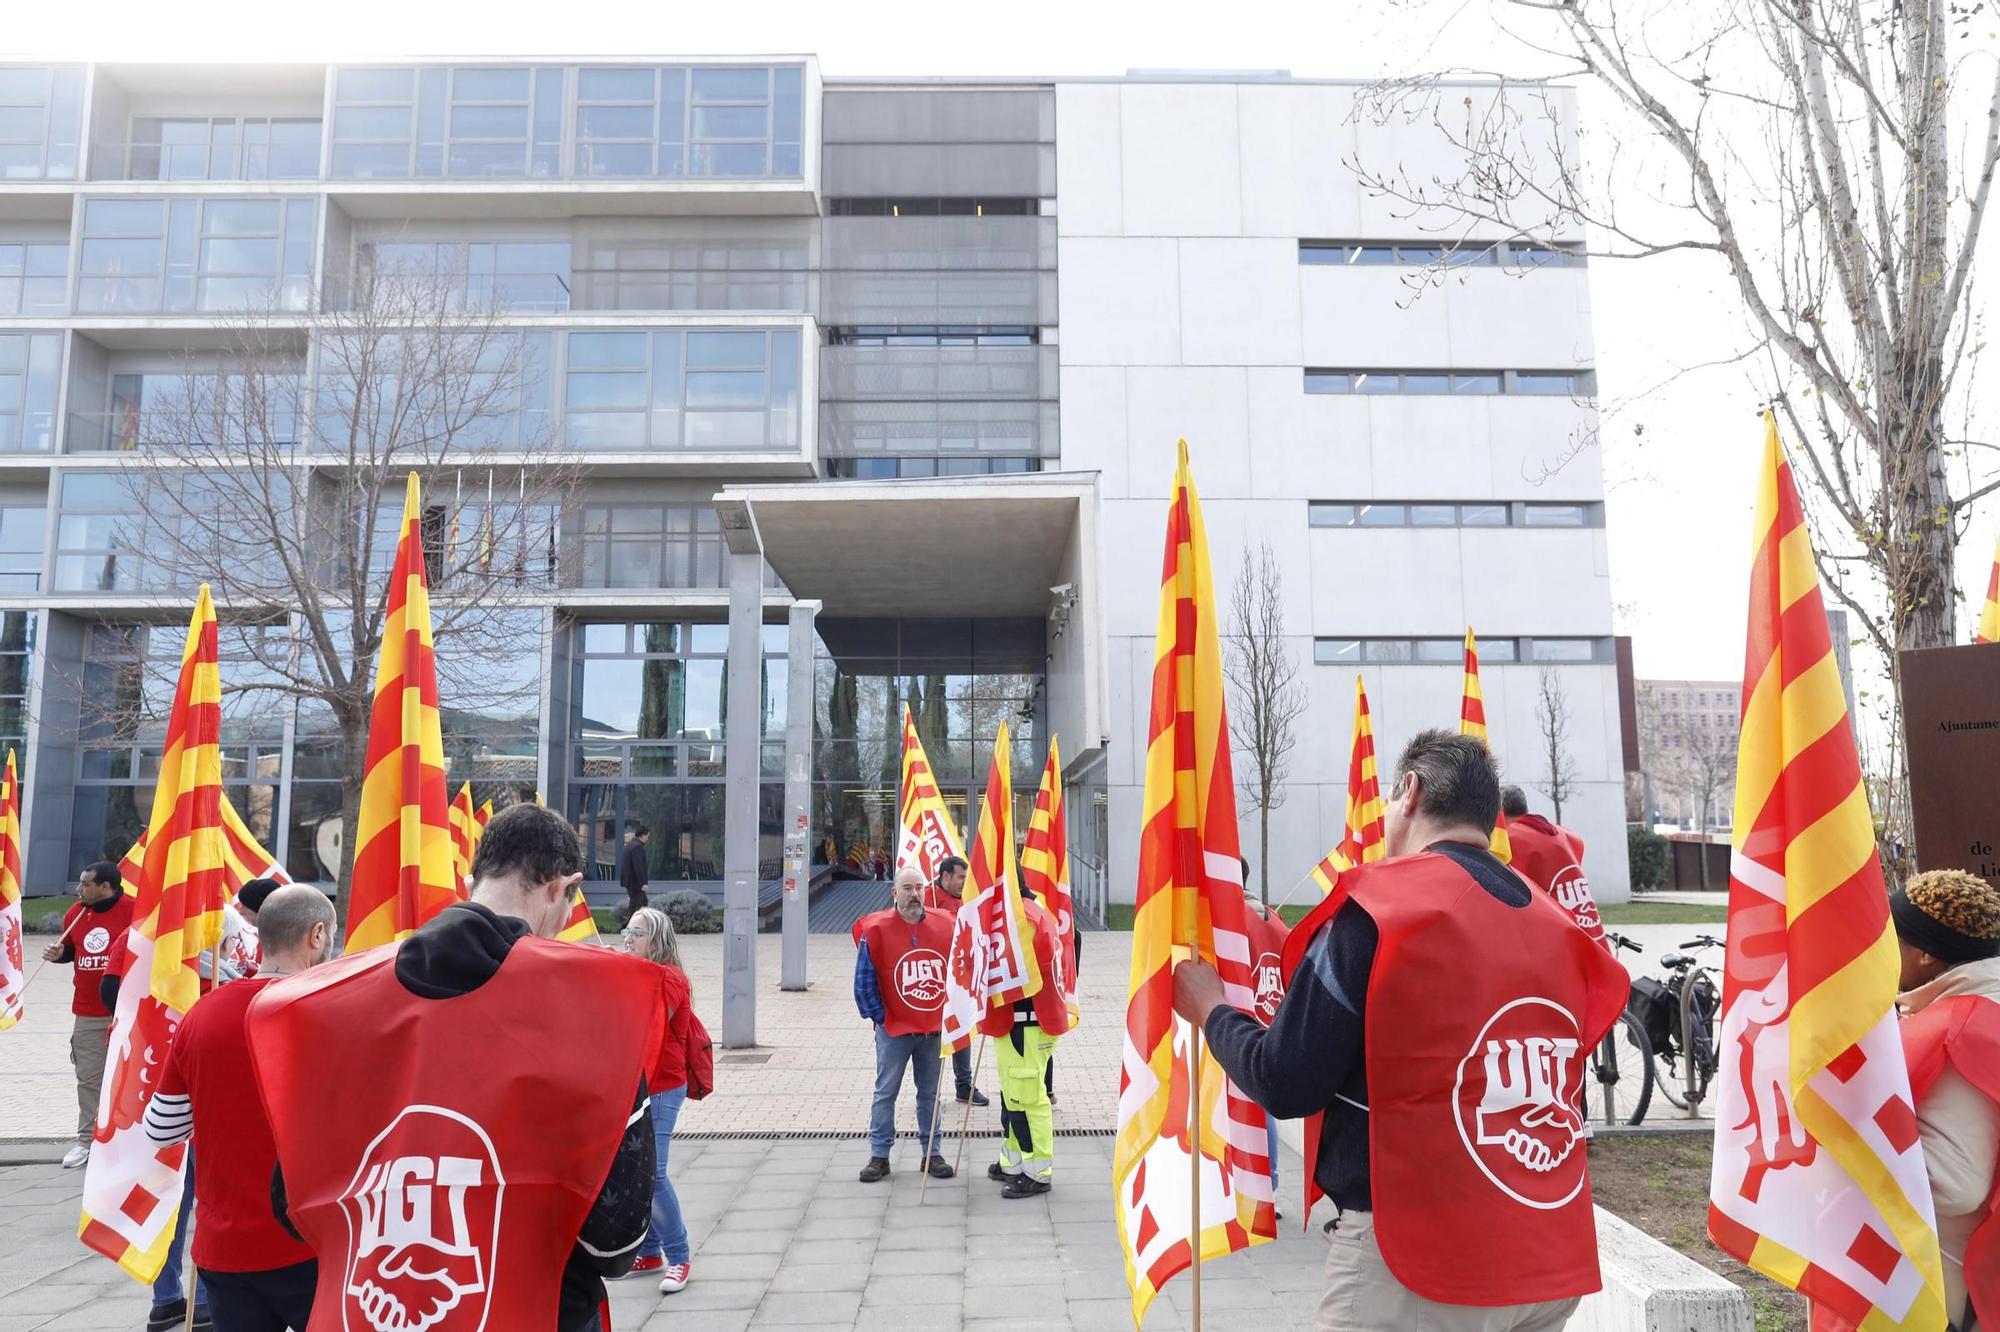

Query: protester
(142, 886), (334, 1332)
(619, 906), (696, 1295)
(853, 866), (955, 1182)
(1173, 730), (1628, 1330)
(43, 860), (134, 1171)
(1240, 858), (1291, 1217)
(249, 804), (664, 1332)
(927, 855), (989, 1108)
(986, 886), (1071, 1198)
(1891, 868), (2000, 1329)
(619, 824), (652, 921)
(1498, 786), (1605, 943)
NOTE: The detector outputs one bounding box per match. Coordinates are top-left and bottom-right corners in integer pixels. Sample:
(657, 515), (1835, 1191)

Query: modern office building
(0, 58), (1629, 923)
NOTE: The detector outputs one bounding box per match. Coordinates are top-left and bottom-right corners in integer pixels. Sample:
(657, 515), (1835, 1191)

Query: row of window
(1305, 369), (1593, 397)
(0, 66), (83, 180)
(824, 325), (1037, 347)
(1308, 501), (1601, 529)
(110, 117), (323, 183)
(74, 196), (318, 315)
(1313, 637), (1608, 665)
(823, 456), (1039, 480)
(331, 64), (805, 182)
(825, 198), (1040, 217)
(1300, 240), (1585, 268)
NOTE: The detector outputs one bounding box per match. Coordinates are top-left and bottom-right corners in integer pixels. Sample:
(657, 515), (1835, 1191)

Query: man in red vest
(854, 866), (956, 1183)
(1891, 868), (1999, 1330)
(43, 859), (135, 1172)
(1173, 730), (1629, 1329)
(143, 885), (336, 1331)
(249, 804), (666, 1332)
(1499, 786), (1605, 944)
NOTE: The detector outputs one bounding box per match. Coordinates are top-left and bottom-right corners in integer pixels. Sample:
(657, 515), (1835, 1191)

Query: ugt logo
(896, 949), (946, 1012)
(1452, 998), (1588, 1209)
(340, 1106), (504, 1332)
(1252, 952), (1284, 1024)
(1548, 866), (1601, 935)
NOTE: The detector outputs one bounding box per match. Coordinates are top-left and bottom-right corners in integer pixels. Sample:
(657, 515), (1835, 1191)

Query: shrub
(1627, 825), (1669, 892)
(661, 889), (721, 934)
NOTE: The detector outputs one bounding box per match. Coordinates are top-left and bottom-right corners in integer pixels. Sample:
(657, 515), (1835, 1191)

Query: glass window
(1314, 639), (1360, 665)
(1452, 373), (1503, 394)
(1480, 639), (1520, 662)
(125, 116), (322, 181)
(1409, 505), (1456, 527)
(1460, 504), (1510, 527)
(1402, 374), (1451, 395)
(1298, 243), (1350, 265)
(1353, 372), (1397, 395)
(0, 332), (58, 453)
(1513, 372), (1586, 397)
(1307, 503), (1355, 528)
(78, 196), (313, 315)
(1362, 640), (1413, 662)
(1522, 504), (1590, 527)
(562, 327), (798, 453)
(1304, 371), (1350, 394)
(1507, 243), (1584, 268)
(1355, 504), (1406, 527)
(1414, 639), (1464, 662)
(0, 506), (43, 591)
(1529, 638), (1596, 662)
(0, 66), (82, 179)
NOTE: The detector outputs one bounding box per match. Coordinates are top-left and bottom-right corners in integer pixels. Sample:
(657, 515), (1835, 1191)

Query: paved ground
(0, 1135), (1332, 1331)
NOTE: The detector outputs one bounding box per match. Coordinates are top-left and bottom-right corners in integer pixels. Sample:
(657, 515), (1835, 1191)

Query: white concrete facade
(1054, 78), (1630, 904)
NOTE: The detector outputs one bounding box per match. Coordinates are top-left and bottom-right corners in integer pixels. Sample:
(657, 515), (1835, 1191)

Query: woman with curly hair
(619, 907), (697, 1295)
(1893, 868), (2000, 1330)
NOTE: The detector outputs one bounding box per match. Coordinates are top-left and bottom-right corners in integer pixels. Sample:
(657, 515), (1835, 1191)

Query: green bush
(1627, 825), (1669, 892)
(661, 889), (721, 934)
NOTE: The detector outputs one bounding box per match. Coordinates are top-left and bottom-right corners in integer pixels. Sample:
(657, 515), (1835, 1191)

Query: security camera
(1050, 583), (1075, 602)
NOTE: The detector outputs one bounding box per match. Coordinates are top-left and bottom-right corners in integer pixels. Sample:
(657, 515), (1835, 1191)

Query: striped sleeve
(143, 1092), (193, 1147)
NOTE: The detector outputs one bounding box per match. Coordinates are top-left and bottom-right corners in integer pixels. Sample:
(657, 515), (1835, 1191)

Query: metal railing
(87, 139), (322, 183)
(325, 268), (810, 316)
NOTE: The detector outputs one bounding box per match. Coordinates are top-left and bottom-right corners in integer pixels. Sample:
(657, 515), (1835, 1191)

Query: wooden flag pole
(950, 1035), (989, 1180)
(919, 1046), (949, 1205)
(1189, 1019), (1203, 1331)
(182, 1264), (199, 1332)
(24, 912), (83, 993)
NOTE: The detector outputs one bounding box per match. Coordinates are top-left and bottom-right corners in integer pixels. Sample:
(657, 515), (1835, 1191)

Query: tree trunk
(1259, 797), (1271, 908)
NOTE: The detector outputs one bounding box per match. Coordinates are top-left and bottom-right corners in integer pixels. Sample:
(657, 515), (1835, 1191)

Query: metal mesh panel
(822, 143), (1054, 197)
(820, 270), (1053, 328)
(818, 399), (1057, 457)
(819, 346), (1055, 401)
(821, 89), (1054, 145)
(822, 216), (1054, 273)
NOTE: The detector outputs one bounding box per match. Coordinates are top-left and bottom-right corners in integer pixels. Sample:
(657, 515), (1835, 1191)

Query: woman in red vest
(1891, 868), (2000, 1330)
(619, 907), (697, 1296)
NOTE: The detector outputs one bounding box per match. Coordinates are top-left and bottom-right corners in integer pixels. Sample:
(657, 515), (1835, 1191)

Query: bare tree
(1349, 1), (2000, 852)
(76, 267), (581, 905)
(1533, 665), (1580, 823)
(1224, 542), (1307, 905)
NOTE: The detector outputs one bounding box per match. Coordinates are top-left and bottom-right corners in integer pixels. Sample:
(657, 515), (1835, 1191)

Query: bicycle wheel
(1682, 969), (1720, 1106)
(1589, 1010), (1654, 1126)
(1653, 978), (1690, 1111)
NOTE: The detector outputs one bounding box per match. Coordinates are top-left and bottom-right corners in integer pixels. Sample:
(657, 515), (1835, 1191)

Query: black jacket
(275, 903), (654, 1332)
(619, 840), (651, 895)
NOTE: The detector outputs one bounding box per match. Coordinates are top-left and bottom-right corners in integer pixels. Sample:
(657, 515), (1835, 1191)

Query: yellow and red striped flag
(0, 750), (24, 1029)
(448, 781), (477, 882)
(79, 586), (229, 1281)
(896, 704), (964, 881)
(1458, 629), (1513, 863)
(941, 722), (1041, 1052)
(345, 473), (457, 952)
(558, 888), (598, 943)
(1706, 414), (1945, 1330)
(1975, 537), (2000, 643)
(1308, 676), (1386, 896)
(1020, 734), (1079, 1024)
(470, 798), (493, 865)
(121, 792), (288, 982)
(1114, 440), (1275, 1325)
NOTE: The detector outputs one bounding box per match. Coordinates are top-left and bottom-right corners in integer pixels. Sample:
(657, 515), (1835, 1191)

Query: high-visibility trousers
(996, 1022), (1057, 1181)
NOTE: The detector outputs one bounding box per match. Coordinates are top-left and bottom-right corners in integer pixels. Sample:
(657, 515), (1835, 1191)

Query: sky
(11, 0), (1997, 694)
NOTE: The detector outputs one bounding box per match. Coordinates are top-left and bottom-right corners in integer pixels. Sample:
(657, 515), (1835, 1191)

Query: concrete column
(721, 549), (763, 1048)
(780, 599), (818, 990)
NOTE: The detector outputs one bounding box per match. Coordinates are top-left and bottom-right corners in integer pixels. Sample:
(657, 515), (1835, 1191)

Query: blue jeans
(153, 1163), (210, 1311)
(869, 1026), (941, 1160)
(639, 1086), (689, 1264)
(1266, 1117), (1281, 1192)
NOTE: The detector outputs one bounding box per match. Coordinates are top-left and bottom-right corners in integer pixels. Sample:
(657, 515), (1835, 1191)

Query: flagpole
(1189, 1020), (1203, 1331)
(950, 1034), (988, 1180)
(919, 1047), (948, 1205)
(24, 912), (83, 992)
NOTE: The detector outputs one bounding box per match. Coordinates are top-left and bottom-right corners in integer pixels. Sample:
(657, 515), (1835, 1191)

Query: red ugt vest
(1281, 850), (1629, 1306)
(248, 938), (665, 1332)
(1505, 814), (1605, 944)
(857, 907), (954, 1037)
(62, 893), (135, 1017)
(1901, 993), (2000, 1328)
(1243, 905), (1292, 1025)
(977, 898), (1074, 1038)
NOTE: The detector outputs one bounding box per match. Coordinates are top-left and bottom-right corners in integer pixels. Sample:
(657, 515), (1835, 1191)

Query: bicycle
(1589, 932), (1655, 1126)
(1644, 934), (1722, 1117)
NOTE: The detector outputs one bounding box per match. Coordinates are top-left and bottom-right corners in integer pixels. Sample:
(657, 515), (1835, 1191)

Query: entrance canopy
(712, 471), (1107, 761)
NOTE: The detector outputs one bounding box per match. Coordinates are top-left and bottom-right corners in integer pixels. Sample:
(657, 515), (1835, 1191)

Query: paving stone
(644, 1278), (770, 1312)
(639, 1311), (753, 1332)
(782, 1237), (877, 1267)
(751, 1290), (863, 1324)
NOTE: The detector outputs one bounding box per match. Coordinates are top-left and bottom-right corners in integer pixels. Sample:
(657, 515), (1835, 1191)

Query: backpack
(1626, 976), (1676, 1055)
(684, 1009), (714, 1101)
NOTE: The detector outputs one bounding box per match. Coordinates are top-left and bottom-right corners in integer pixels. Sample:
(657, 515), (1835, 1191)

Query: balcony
(87, 120), (323, 184)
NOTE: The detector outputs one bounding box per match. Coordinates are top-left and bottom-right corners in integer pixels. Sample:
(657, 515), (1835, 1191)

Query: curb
(0, 1138), (75, 1166)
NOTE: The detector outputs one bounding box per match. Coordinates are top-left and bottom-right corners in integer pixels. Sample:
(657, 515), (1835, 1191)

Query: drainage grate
(716, 1052), (775, 1066)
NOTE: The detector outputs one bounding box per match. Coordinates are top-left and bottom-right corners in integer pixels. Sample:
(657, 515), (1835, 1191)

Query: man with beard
(854, 867), (955, 1183)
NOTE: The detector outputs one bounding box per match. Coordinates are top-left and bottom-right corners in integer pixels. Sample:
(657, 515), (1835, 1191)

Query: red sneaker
(658, 1263), (691, 1294)
(623, 1256), (666, 1277)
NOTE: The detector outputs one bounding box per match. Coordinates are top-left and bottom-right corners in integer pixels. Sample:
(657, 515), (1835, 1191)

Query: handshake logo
(1453, 998), (1588, 1210)
(340, 1107), (504, 1332)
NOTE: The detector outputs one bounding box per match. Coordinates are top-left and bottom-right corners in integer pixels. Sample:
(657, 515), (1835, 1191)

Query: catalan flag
(1020, 735), (1079, 1024)
(79, 587), (229, 1282)
(471, 798), (493, 862)
(1976, 537), (2000, 643)
(1308, 675), (1386, 896)
(448, 781), (477, 882)
(1114, 440), (1275, 1326)
(0, 750), (23, 1030)
(1458, 629), (1513, 863)
(896, 704), (965, 881)
(345, 473), (457, 952)
(1706, 414), (1946, 1329)
(941, 722), (1041, 1053)
(558, 888), (599, 943)
(120, 792), (288, 982)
